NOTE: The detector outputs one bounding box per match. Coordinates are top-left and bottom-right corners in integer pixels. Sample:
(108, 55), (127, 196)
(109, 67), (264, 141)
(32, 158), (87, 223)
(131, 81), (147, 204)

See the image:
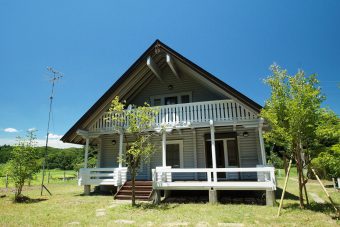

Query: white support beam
(84, 137), (89, 168)
(209, 120), (217, 182)
(147, 56), (162, 81)
(166, 54), (180, 80)
(162, 131), (167, 167)
(192, 129), (198, 180)
(258, 118), (266, 165)
(118, 132), (124, 168)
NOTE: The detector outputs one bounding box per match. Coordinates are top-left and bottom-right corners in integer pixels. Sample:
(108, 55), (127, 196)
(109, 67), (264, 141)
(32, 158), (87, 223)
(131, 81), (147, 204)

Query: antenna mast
(40, 67), (63, 196)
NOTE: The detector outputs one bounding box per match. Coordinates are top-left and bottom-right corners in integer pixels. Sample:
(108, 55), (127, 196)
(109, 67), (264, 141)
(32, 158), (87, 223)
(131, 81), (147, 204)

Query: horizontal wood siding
(99, 126), (260, 181)
(130, 67), (227, 106)
(100, 134), (119, 168)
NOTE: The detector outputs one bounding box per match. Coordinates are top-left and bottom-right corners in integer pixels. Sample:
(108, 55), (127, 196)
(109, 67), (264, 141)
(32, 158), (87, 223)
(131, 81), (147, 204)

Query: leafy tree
(5, 131), (41, 201)
(109, 96), (158, 206)
(310, 109), (340, 179)
(0, 145), (12, 164)
(72, 146), (97, 172)
(261, 64), (324, 208)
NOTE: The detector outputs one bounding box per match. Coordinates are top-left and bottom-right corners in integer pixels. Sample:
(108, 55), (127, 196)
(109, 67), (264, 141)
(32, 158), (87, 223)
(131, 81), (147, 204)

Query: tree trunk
(283, 154), (288, 176)
(131, 169), (136, 207)
(295, 146), (305, 209)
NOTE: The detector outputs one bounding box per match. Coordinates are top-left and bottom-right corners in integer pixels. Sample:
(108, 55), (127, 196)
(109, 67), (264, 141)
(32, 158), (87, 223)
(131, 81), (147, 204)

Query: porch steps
(115, 181), (153, 201)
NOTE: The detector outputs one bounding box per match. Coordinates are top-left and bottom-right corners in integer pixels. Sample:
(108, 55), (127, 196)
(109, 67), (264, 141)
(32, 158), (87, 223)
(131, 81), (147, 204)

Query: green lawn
(0, 176), (339, 226)
(0, 169), (77, 188)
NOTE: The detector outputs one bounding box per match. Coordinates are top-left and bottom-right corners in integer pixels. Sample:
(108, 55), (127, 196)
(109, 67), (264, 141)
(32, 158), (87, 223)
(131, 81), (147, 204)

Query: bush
(311, 144), (340, 179)
(6, 131), (41, 201)
(267, 151), (284, 169)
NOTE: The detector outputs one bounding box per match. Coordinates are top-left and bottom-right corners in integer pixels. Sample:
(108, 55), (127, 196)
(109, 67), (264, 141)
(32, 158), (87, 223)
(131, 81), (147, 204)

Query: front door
(205, 137), (240, 179)
(205, 140), (226, 178)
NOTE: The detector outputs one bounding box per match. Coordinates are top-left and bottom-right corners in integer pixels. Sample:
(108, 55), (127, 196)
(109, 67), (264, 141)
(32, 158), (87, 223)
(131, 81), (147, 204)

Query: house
(61, 40), (276, 205)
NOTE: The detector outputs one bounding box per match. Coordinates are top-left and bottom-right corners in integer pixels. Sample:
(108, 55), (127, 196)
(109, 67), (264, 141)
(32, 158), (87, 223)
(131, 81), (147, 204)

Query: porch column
(84, 137), (89, 168)
(258, 118), (266, 165)
(209, 120), (217, 182)
(118, 132), (124, 168)
(162, 130), (167, 167)
(193, 129), (198, 180)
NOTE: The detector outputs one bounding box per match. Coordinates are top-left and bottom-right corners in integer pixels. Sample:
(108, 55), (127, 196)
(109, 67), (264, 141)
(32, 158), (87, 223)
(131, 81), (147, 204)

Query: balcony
(89, 99), (258, 132)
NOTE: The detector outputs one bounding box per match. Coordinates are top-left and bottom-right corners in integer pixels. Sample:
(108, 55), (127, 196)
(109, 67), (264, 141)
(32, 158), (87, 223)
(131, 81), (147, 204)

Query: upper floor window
(151, 92), (192, 106)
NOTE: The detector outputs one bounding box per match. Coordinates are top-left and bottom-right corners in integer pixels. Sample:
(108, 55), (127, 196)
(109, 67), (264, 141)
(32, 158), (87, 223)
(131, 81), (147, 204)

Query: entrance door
(205, 140), (226, 178)
(205, 137), (240, 180)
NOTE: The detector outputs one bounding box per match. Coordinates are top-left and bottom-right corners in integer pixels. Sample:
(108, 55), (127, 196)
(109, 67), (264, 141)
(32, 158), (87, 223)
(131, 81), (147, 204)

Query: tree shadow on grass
(134, 202), (178, 210)
(275, 187), (299, 200)
(14, 196), (48, 204)
(285, 202), (339, 220)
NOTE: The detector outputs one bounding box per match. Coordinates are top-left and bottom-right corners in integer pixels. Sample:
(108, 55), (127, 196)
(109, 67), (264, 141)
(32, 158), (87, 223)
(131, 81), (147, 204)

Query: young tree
(5, 130), (41, 201)
(261, 64), (324, 208)
(109, 96), (158, 206)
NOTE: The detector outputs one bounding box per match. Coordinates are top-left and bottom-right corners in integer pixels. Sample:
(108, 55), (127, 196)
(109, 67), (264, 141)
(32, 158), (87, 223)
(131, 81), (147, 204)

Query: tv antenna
(40, 67), (63, 196)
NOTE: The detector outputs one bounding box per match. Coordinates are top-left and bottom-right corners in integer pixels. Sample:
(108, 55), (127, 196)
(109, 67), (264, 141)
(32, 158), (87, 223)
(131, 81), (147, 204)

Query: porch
(152, 167), (276, 191)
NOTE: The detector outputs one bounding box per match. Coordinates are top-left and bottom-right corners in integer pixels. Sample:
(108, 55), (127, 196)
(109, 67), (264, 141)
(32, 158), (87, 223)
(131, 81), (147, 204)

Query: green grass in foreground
(0, 177), (339, 226)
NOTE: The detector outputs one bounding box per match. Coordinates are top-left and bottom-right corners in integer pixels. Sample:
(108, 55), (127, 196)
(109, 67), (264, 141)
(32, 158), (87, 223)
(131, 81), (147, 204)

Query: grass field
(0, 169), (77, 188)
(0, 173), (339, 226)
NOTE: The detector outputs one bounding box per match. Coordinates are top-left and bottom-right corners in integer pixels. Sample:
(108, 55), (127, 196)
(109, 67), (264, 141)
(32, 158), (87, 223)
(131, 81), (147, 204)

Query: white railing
(152, 167), (276, 191)
(78, 167), (128, 186)
(90, 99), (258, 132)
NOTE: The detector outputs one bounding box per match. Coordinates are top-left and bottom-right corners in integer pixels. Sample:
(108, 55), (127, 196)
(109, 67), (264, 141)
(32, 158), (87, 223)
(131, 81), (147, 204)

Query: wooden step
(115, 181), (153, 201)
(121, 186), (152, 190)
(119, 190), (151, 196)
(115, 194), (150, 201)
(124, 181), (152, 186)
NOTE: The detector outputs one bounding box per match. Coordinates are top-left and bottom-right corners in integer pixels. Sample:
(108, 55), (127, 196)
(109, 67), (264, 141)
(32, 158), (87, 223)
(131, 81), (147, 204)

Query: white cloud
(28, 128), (37, 132)
(48, 133), (63, 140)
(0, 138), (82, 149)
(4, 128), (18, 133)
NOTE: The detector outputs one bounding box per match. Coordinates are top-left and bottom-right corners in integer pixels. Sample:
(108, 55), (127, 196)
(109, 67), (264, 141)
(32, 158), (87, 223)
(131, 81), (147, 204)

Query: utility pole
(40, 67), (63, 196)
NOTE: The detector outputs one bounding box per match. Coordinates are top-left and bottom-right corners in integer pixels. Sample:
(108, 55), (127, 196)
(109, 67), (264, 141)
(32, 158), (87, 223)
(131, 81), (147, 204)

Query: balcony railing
(89, 99), (258, 132)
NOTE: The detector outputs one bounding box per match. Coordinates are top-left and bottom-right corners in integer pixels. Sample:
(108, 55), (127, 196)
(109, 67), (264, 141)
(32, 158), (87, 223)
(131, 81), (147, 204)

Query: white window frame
(166, 140), (184, 168)
(151, 92), (192, 106)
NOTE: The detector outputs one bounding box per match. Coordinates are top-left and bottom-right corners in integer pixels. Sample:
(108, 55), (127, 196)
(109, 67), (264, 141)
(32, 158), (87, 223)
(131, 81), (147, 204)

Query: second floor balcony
(89, 99), (259, 133)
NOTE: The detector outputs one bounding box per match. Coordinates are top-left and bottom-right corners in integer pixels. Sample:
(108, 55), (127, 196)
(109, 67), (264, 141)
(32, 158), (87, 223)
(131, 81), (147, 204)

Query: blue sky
(0, 1), (339, 148)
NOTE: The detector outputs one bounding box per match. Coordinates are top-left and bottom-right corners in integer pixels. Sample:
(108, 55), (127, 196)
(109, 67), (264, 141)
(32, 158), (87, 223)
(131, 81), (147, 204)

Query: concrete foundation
(84, 185), (91, 195)
(209, 189), (218, 204)
(266, 190), (275, 206)
(164, 190), (171, 199)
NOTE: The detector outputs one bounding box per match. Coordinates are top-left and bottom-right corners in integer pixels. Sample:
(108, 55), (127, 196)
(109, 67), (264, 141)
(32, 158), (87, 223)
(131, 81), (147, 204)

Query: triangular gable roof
(61, 40), (262, 144)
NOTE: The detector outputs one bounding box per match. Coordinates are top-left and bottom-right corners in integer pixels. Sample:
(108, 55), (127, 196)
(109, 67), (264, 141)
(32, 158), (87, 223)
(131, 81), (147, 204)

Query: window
(154, 98), (161, 106)
(166, 140), (183, 168)
(151, 92), (192, 106)
(180, 95), (190, 103)
(164, 96), (178, 105)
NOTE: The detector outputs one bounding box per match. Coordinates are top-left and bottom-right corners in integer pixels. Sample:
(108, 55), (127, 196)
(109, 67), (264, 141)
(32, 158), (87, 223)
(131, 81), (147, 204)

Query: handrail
(78, 167), (128, 186)
(152, 167), (276, 190)
(90, 99), (258, 132)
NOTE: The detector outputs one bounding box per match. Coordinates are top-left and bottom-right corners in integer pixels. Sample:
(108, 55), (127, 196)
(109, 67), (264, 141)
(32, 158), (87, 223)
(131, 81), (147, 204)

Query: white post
(193, 129), (198, 180)
(210, 120), (217, 182)
(162, 131), (167, 167)
(84, 137), (89, 168)
(258, 118), (266, 165)
(119, 132), (124, 168)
